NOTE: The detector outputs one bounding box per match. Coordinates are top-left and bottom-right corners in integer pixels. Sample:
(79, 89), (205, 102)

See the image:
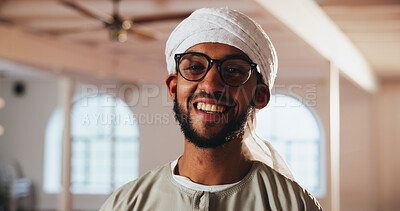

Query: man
(101, 8), (323, 211)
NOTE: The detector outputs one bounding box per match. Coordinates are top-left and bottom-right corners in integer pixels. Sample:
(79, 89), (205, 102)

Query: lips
(189, 95), (235, 122)
(196, 102), (226, 113)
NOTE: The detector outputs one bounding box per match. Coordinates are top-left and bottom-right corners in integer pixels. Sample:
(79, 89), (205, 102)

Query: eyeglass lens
(178, 53), (252, 86)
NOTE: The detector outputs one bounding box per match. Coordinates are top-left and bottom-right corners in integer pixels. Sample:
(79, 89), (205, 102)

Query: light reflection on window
(255, 94), (325, 197)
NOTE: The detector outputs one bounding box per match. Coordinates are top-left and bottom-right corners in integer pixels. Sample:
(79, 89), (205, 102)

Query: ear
(253, 84), (270, 109)
(166, 74), (178, 100)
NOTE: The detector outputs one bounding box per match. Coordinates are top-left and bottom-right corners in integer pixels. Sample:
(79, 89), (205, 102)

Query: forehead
(184, 43), (250, 60)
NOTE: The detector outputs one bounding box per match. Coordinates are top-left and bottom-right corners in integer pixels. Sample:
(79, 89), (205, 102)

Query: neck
(176, 138), (252, 185)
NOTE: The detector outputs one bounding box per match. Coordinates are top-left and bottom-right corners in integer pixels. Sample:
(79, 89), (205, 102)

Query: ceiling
(0, 0), (399, 84)
(318, 0), (400, 79)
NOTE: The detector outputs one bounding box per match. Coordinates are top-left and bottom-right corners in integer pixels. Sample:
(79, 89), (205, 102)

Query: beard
(173, 92), (253, 149)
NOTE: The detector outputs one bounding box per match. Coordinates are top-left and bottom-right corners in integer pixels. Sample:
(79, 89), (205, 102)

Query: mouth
(193, 102), (232, 114)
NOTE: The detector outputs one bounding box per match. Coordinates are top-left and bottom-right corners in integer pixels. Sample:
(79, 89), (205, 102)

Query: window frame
(43, 93), (140, 195)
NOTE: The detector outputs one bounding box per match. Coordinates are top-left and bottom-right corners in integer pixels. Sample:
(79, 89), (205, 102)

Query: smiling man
(100, 8), (323, 211)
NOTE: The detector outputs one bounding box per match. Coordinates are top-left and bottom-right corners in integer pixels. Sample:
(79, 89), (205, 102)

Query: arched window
(255, 94), (325, 197)
(43, 94), (139, 194)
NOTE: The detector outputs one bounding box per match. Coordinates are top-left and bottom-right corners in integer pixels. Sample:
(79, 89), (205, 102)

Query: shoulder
(100, 163), (172, 210)
(252, 161), (295, 182)
(251, 161), (323, 210)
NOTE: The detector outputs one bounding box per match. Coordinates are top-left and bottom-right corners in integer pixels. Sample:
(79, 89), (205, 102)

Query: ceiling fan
(59, 0), (191, 42)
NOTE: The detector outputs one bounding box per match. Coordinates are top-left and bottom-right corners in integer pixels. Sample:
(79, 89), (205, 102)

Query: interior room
(0, 0), (399, 210)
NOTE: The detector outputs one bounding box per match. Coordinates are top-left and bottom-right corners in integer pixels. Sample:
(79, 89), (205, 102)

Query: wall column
(330, 62), (340, 211)
(59, 78), (75, 211)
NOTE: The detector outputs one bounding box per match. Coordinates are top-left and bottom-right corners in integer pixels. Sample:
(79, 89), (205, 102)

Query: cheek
(176, 78), (197, 104)
(180, 85), (196, 96)
(232, 87), (255, 106)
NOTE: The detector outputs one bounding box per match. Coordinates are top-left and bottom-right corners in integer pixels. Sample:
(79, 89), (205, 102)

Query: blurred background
(0, 0), (399, 210)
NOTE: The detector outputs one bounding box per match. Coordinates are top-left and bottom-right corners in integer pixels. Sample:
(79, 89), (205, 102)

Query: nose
(197, 63), (226, 93)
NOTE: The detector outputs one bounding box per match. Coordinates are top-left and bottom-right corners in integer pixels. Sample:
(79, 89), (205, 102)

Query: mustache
(188, 91), (236, 106)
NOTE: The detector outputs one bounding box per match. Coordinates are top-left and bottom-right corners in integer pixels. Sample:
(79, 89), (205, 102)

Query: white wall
(0, 79), (184, 210)
(376, 81), (400, 211)
(339, 79), (377, 211)
(337, 78), (400, 211)
(0, 79), (58, 209)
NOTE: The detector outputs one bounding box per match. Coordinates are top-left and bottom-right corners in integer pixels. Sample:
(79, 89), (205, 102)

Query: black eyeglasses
(174, 52), (257, 87)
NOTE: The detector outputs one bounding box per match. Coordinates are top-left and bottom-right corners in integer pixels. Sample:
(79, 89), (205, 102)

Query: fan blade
(131, 12), (192, 24)
(29, 25), (105, 36)
(0, 18), (14, 24)
(128, 26), (160, 40)
(59, 0), (113, 25)
(112, 0), (120, 17)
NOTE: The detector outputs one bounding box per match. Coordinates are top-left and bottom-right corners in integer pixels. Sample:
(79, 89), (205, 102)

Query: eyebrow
(223, 54), (251, 61)
(186, 51), (252, 62)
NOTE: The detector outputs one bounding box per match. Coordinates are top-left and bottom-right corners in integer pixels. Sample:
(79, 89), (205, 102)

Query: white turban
(165, 8), (294, 180)
(165, 7), (278, 91)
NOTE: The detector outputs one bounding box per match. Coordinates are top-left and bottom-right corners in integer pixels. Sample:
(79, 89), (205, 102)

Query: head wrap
(165, 7), (277, 91)
(165, 8), (294, 180)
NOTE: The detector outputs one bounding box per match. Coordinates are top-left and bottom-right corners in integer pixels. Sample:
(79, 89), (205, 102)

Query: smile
(195, 102), (228, 113)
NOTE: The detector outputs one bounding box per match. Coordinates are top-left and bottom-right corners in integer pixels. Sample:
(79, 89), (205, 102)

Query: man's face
(167, 43), (266, 148)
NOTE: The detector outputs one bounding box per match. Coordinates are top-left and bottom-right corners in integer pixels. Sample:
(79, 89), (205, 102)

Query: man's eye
(225, 68), (245, 75)
(185, 65), (205, 71)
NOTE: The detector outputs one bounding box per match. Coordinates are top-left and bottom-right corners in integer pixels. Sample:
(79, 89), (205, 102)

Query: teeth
(196, 102), (226, 113)
(211, 105), (216, 112)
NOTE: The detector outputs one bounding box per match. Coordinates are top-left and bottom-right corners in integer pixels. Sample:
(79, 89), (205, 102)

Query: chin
(173, 94), (250, 149)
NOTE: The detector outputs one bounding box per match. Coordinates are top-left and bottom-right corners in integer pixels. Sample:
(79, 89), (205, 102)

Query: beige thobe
(100, 161), (323, 211)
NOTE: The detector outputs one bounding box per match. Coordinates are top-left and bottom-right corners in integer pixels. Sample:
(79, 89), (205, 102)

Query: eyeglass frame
(174, 52), (258, 87)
